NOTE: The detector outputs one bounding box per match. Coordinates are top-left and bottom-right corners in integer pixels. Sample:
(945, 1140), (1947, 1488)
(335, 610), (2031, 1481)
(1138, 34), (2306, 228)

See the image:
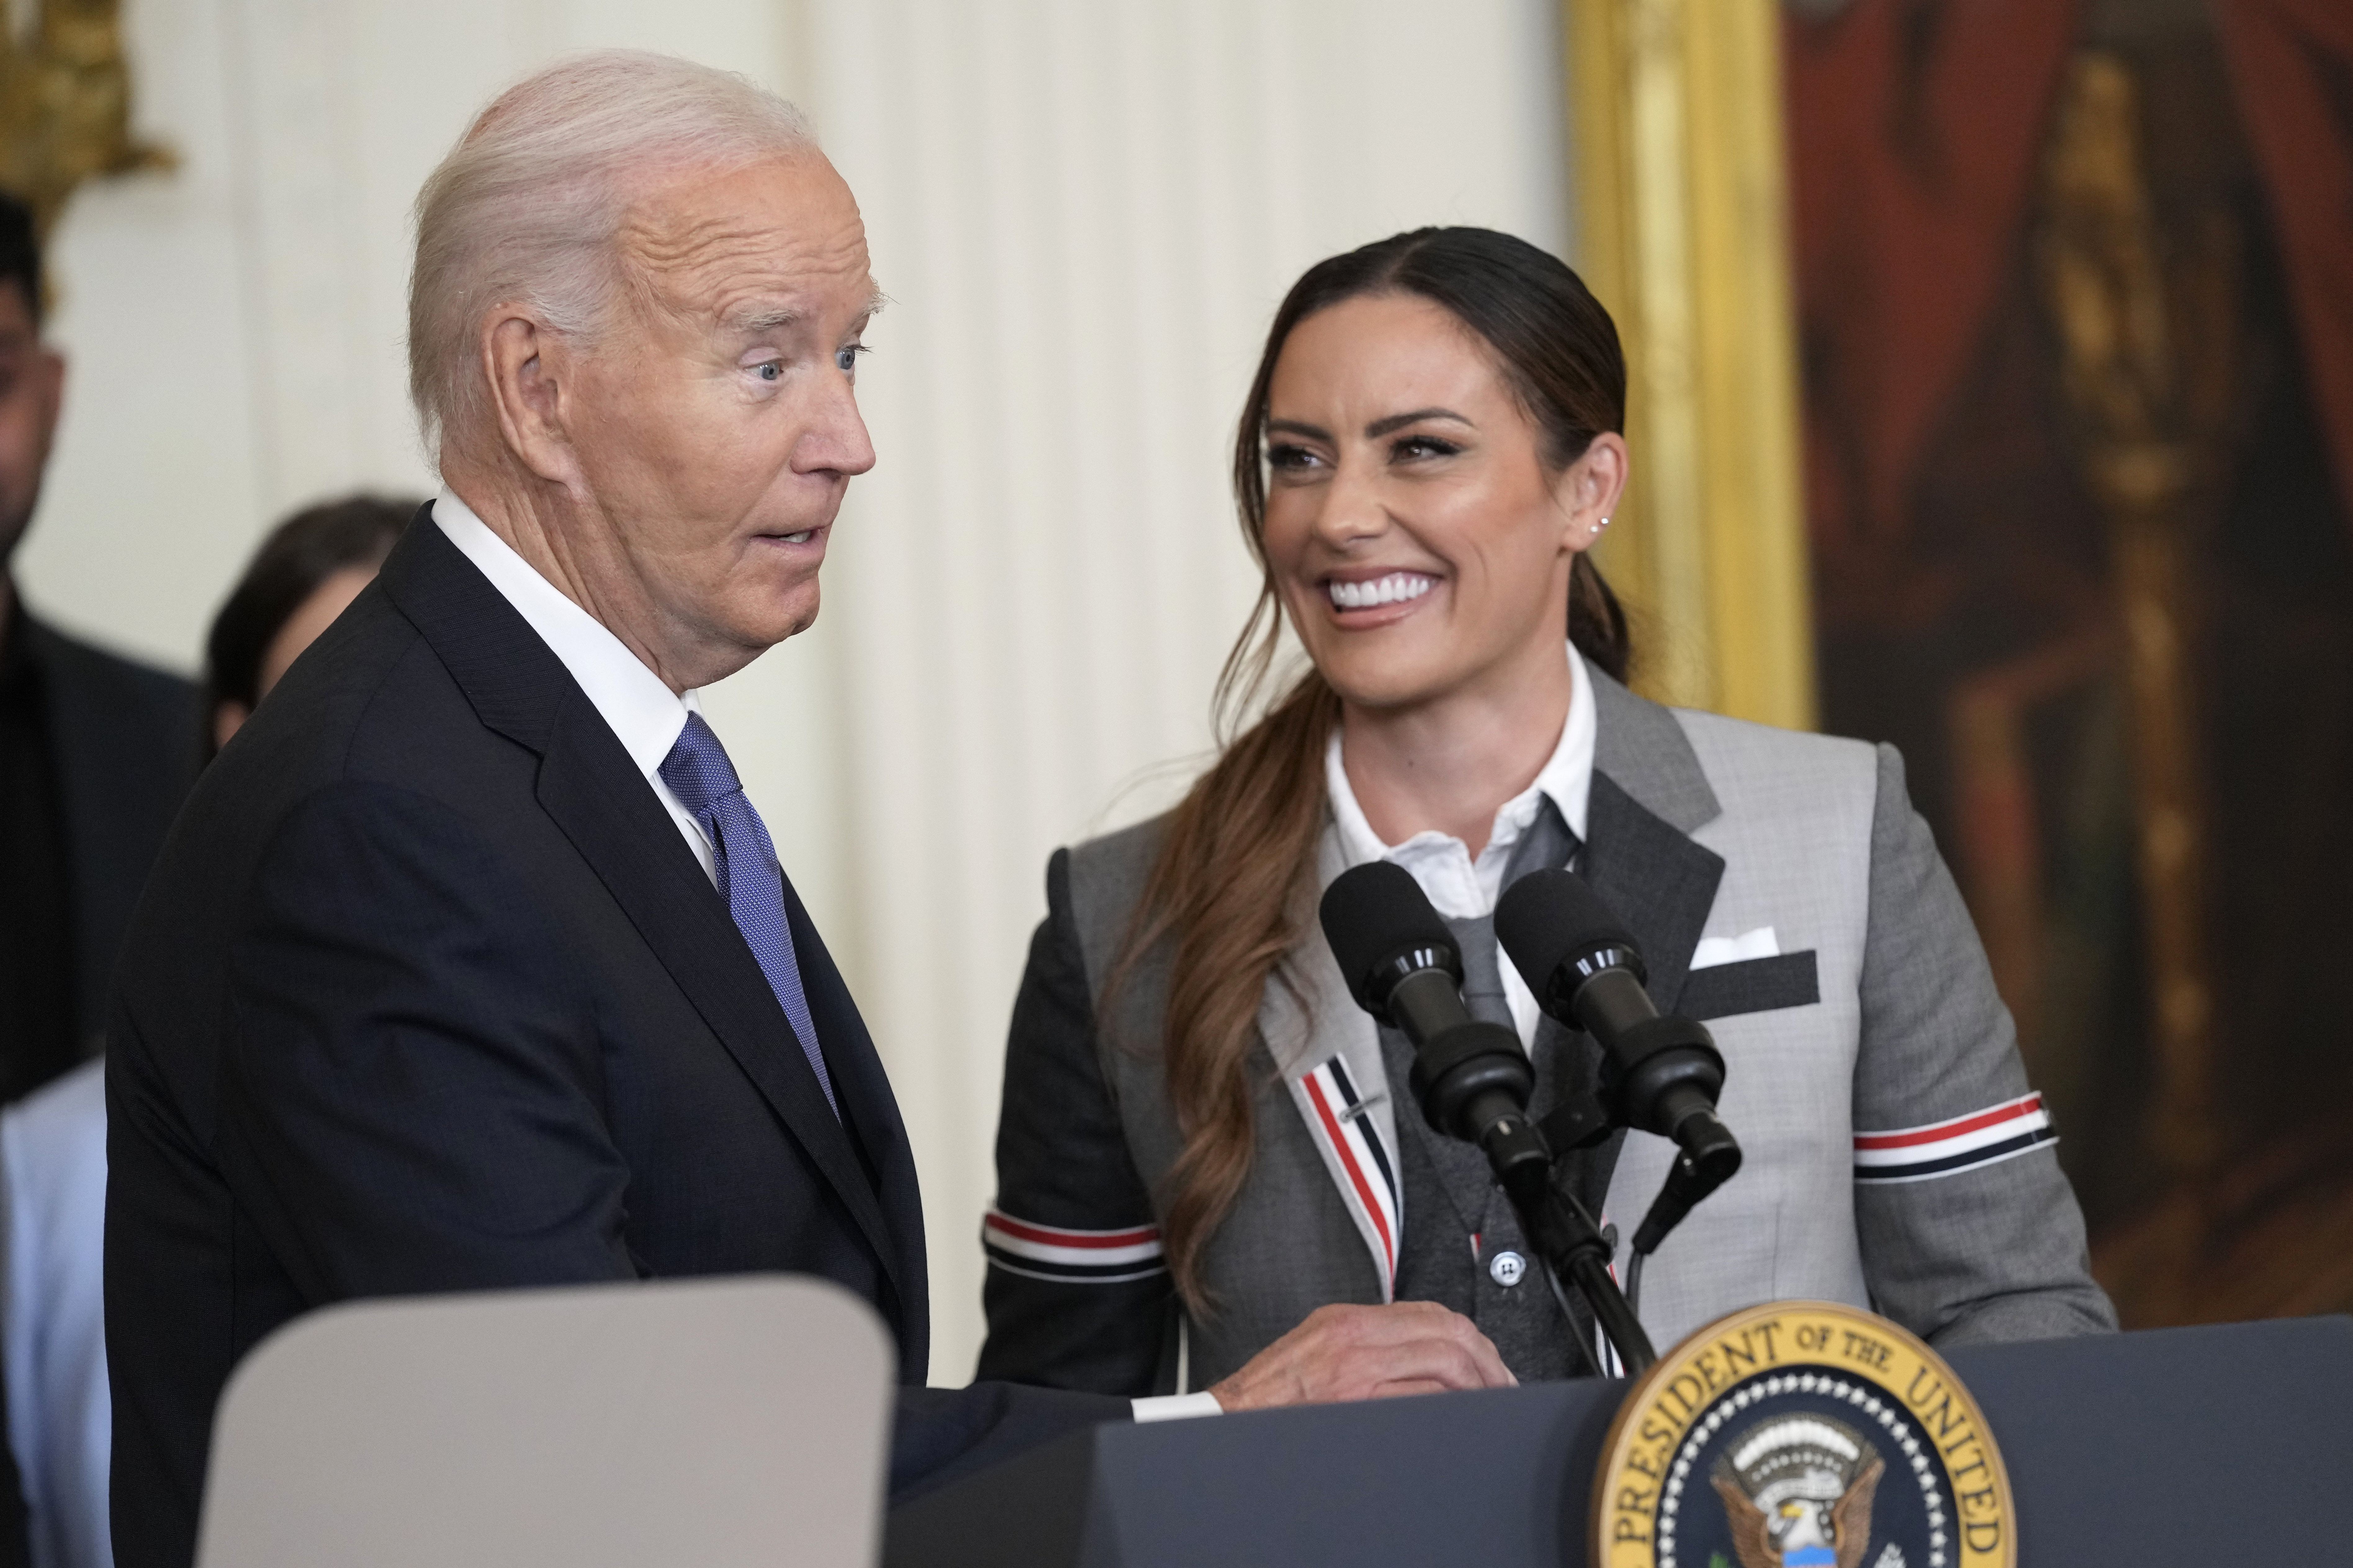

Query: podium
(887, 1316), (2352, 1567)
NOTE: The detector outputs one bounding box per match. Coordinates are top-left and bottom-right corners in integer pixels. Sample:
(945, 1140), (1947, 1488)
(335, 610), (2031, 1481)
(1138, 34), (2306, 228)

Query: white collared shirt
(432, 488), (718, 884)
(1325, 643), (1598, 1045)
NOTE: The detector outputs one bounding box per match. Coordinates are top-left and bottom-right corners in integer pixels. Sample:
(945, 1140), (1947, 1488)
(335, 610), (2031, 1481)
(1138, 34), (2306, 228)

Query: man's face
(558, 153), (875, 676)
(0, 281), (64, 575)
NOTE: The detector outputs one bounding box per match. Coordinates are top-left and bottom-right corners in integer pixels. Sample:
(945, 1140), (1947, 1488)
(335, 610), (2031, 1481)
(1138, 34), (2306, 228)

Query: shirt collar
(1326, 642), (1596, 877)
(431, 487), (699, 779)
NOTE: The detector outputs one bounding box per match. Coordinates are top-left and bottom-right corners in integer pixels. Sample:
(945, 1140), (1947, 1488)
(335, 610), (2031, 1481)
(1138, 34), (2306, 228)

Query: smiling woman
(979, 226), (2117, 1404)
(1146, 236), (1635, 1297)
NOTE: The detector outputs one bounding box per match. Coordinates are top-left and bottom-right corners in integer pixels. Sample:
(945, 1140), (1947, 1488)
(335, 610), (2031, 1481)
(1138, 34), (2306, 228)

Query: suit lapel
(1282, 826), (1509, 1288)
(1584, 774), (1725, 1012)
(1586, 670), (1727, 1013)
(380, 519), (905, 1301)
(533, 706), (902, 1288)
(1262, 829), (1419, 1300)
(1262, 938), (1401, 1298)
(775, 871), (929, 1363)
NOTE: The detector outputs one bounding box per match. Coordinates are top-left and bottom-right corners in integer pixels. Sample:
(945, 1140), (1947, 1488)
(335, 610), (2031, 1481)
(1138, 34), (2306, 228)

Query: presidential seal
(1591, 1301), (2013, 1568)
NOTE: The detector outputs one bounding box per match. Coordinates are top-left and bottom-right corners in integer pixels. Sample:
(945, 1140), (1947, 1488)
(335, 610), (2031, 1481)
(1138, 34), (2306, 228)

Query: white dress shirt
(433, 489), (718, 885)
(1325, 643), (1598, 1046)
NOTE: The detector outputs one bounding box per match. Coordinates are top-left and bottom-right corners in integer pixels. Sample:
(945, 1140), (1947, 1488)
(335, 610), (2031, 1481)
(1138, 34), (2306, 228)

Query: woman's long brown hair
(1123, 228), (1635, 1312)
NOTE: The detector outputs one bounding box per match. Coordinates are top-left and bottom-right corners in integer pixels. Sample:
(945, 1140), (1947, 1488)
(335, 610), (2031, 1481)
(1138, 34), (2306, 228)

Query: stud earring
(1594, 515), (1613, 535)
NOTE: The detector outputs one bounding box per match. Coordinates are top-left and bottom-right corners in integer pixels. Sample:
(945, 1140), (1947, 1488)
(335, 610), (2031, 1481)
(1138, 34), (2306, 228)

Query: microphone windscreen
(1494, 868), (1642, 994)
(1318, 861), (1454, 1014)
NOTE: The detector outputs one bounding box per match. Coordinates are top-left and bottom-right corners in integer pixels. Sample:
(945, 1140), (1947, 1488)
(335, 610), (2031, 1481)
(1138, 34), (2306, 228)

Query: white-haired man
(104, 52), (1509, 1566)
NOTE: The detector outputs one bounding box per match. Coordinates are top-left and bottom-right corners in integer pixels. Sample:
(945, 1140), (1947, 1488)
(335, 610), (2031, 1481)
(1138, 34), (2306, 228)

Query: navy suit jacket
(104, 514), (1114, 1567)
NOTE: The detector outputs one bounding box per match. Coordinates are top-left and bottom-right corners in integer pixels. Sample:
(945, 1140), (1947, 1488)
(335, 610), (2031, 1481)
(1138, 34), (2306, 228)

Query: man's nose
(800, 372), (876, 478)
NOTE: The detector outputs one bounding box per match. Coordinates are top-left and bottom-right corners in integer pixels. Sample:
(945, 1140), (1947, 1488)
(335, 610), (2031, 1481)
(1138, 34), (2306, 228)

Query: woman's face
(1259, 292), (1619, 715)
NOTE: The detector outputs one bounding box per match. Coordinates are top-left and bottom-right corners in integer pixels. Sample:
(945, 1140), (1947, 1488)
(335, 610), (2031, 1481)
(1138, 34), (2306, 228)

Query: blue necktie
(659, 712), (839, 1118)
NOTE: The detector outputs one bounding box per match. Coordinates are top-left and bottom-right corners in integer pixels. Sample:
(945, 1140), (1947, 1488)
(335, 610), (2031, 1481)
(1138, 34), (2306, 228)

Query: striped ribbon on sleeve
(1853, 1092), (2056, 1184)
(981, 1209), (1167, 1284)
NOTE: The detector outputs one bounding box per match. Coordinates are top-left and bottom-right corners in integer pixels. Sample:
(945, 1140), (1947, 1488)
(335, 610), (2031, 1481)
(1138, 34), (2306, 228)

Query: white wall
(19, 0), (1566, 1383)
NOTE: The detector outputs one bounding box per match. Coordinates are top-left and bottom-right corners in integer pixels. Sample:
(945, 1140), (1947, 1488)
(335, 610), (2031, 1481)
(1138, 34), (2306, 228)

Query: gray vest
(1383, 800), (1624, 1381)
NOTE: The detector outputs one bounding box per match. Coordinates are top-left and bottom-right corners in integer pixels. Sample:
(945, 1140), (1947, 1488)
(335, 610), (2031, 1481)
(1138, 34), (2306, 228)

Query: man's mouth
(1325, 571), (1437, 611)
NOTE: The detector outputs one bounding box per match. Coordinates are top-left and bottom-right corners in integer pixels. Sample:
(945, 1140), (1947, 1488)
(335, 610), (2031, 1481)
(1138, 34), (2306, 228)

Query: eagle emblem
(1708, 1414), (1885, 1568)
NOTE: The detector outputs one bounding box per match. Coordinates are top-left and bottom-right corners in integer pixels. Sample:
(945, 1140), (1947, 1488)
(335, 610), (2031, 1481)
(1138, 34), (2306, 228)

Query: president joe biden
(104, 51), (1508, 1566)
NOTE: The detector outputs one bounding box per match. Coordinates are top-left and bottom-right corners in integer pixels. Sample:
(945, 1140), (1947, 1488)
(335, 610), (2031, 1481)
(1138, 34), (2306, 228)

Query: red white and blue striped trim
(1301, 1055), (1400, 1298)
(1853, 1092), (2056, 1184)
(981, 1209), (1167, 1284)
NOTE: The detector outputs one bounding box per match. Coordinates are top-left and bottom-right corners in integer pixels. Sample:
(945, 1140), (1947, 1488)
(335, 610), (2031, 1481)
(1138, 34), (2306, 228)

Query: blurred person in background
(0, 182), (208, 1568)
(0, 190), (194, 1107)
(2, 492), (411, 1568)
(202, 497), (415, 759)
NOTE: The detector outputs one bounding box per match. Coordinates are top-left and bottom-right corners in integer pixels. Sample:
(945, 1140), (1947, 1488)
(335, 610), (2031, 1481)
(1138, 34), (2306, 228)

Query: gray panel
(198, 1275), (894, 1568)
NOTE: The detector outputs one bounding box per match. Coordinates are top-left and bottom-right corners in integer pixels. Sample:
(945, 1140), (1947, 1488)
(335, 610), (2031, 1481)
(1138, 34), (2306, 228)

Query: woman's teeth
(1327, 572), (1436, 610)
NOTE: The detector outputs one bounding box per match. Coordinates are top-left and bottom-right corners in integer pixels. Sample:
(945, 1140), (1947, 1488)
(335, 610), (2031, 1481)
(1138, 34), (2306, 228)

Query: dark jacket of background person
(0, 173), (194, 1109)
(103, 517), (1115, 1568)
(0, 612), (194, 1099)
(0, 172), (186, 1568)
(0, 494), (416, 1568)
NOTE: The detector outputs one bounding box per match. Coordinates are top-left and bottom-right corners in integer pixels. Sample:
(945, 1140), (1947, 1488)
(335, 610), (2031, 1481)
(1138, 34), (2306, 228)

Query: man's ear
(481, 311), (582, 485)
(1556, 432), (1630, 553)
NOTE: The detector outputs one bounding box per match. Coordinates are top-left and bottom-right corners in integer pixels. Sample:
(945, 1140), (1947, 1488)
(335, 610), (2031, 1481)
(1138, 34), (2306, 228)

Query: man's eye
(756, 361), (783, 382)
(835, 345), (865, 374)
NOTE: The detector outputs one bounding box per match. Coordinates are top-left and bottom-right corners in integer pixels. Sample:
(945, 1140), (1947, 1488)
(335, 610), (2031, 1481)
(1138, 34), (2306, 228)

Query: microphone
(1317, 861), (1534, 1156)
(1319, 860), (1658, 1375)
(1494, 868), (1742, 1254)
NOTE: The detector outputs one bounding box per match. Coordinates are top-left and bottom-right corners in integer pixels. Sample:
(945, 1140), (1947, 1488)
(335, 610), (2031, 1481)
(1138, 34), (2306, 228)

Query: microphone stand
(1491, 868), (1746, 1326)
(1319, 863), (1686, 1382)
(1396, 962), (1734, 1381)
(1475, 1107), (1657, 1378)
(1389, 967), (1658, 1378)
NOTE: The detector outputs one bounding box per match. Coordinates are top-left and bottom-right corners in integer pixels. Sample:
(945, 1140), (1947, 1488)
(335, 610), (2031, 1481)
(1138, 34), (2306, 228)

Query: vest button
(1488, 1249), (1527, 1287)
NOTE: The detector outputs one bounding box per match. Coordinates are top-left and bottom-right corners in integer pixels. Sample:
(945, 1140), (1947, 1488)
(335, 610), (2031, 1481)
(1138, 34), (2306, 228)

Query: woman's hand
(1207, 1301), (1516, 1411)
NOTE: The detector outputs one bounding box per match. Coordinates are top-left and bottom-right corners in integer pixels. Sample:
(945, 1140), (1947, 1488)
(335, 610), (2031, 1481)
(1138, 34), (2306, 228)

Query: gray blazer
(977, 671), (2114, 1396)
